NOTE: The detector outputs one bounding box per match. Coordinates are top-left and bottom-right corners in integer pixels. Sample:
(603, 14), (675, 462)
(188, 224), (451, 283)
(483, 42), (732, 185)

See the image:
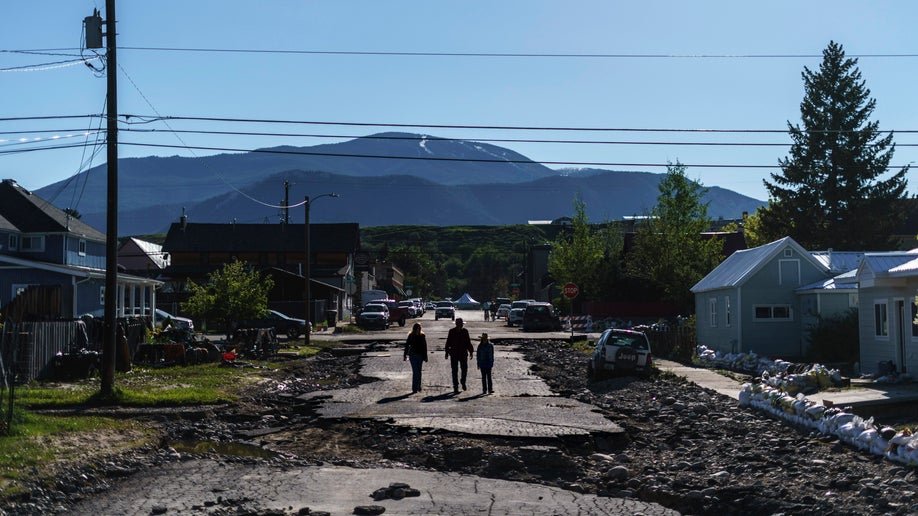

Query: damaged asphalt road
(7, 339), (918, 515)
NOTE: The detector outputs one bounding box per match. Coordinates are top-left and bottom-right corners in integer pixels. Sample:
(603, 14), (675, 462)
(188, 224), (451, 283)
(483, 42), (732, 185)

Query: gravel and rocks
(2, 339), (917, 515)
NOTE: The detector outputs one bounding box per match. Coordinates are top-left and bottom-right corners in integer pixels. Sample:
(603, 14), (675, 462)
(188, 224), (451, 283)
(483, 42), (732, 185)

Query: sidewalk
(655, 358), (918, 415)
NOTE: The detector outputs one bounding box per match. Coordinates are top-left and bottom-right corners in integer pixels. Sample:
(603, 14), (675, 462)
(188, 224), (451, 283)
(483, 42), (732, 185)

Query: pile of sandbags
(739, 382), (918, 465)
(695, 345), (844, 394)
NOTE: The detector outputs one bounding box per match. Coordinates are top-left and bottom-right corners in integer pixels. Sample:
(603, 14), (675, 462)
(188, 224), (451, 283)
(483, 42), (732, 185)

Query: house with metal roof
(0, 178), (160, 321)
(854, 250), (918, 376)
(691, 237), (847, 358)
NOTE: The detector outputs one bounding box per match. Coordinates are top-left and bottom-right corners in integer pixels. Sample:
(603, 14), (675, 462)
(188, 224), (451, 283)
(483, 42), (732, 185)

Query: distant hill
(33, 134), (765, 235)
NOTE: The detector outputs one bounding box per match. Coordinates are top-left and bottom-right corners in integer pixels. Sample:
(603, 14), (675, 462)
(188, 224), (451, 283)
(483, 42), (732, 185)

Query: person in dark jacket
(444, 318), (474, 393)
(476, 333), (495, 394)
(404, 322), (428, 394)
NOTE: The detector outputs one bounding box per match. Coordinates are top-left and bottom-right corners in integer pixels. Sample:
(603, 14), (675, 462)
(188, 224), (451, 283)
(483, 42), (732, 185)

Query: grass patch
(0, 410), (151, 499)
(570, 340), (594, 354)
(12, 361), (274, 409)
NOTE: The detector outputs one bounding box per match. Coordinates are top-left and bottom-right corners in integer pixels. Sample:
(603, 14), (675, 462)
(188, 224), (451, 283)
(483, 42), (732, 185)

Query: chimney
(180, 207), (187, 230)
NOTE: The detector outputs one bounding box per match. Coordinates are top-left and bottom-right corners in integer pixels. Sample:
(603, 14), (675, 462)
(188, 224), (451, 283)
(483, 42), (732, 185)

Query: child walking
(476, 333), (494, 394)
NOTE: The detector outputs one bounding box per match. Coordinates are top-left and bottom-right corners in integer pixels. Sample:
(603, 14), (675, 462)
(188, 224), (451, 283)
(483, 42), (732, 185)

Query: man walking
(444, 318), (474, 393)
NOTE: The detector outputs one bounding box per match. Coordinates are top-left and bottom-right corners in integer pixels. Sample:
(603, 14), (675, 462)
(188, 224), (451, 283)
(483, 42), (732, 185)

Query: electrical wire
(117, 114), (918, 135)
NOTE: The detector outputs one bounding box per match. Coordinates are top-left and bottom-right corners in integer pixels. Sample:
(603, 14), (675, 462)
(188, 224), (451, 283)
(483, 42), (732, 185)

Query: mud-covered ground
(3, 340), (917, 515)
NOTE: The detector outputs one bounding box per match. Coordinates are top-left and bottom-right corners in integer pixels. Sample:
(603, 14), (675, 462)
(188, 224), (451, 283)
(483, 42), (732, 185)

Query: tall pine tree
(762, 41), (909, 250)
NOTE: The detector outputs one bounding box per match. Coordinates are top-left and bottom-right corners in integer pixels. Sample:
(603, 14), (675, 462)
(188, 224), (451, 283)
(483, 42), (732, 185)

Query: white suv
(588, 329), (653, 379)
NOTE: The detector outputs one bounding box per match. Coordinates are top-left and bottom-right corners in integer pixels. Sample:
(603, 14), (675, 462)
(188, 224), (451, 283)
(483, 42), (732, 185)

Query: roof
(120, 237), (169, 269)
(0, 253), (161, 286)
(809, 250), (867, 273)
(162, 222), (360, 254)
(691, 236), (828, 293)
(796, 269), (859, 292)
(0, 179), (106, 240)
(854, 250), (918, 279)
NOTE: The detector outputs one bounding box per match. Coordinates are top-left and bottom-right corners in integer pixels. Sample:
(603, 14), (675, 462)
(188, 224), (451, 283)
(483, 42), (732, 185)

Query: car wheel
(398, 317), (406, 327)
(287, 327), (301, 340)
(588, 360), (601, 382)
(435, 316), (439, 320)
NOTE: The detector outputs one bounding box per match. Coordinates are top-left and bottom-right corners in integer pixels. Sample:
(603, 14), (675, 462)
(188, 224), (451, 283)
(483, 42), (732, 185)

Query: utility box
(84, 11), (103, 49)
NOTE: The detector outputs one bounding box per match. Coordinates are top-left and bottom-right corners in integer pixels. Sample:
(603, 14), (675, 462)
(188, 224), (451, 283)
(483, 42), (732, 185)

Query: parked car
(424, 301), (436, 311)
(399, 300), (420, 317)
(521, 302), (562, 331)
(507, 307), (525, 327)
(587, 328), (653, 379)
(434, 301), (455, 321)
(358, 302), (390, 330)
(247, 309), (309, 339)
(376, 299), (409, 326)
(495, 303), (511, 320)
(83, 307), (195, 332)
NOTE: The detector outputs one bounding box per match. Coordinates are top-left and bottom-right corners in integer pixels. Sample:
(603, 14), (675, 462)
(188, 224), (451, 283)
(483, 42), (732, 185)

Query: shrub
(806, 308), (859, 364)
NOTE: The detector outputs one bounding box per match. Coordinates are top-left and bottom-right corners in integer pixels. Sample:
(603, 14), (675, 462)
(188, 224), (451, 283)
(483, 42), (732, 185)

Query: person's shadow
(421, 392), (459, 403)
(457, 392), (488, 402)
(377, 393), (413, 404)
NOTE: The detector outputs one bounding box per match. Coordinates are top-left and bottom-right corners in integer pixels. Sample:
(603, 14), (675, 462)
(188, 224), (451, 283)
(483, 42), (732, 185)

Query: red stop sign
(562, 282), (579, 299)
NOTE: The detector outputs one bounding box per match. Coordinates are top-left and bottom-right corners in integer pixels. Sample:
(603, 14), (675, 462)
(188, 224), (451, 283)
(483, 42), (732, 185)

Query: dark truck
(376, 299), (409, 327)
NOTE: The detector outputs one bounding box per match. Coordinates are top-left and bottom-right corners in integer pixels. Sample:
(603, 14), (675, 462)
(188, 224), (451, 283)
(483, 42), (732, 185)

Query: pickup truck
(376, 299), (409, 327)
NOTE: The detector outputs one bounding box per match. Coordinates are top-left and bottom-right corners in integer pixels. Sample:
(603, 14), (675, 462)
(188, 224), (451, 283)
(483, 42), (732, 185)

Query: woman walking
(476, 333), (494, 394)
(404, 322), (428, 393)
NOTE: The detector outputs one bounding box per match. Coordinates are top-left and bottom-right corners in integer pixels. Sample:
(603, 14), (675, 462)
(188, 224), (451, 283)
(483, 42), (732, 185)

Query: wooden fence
(0, 319), (147, 384)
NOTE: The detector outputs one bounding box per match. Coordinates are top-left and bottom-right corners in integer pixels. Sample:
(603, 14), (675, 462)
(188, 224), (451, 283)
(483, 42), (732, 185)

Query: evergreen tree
(627, 162), (723, 312)
(762, 41), (909, 250)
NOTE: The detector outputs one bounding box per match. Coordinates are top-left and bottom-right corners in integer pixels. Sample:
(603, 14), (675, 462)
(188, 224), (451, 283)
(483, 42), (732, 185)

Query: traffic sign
(562, 282), (579, 299)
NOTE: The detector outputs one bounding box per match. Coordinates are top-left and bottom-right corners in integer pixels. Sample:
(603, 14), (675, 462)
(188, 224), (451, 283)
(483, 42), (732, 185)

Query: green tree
(181, 259), (274, 333)
(762, 41), (909, 250)
(626, 162), (723, 312)
(548, 197), (622, 303)
(741, 207), (775, 248)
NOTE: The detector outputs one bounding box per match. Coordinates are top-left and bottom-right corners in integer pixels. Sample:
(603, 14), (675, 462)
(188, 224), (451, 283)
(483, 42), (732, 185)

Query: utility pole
(86, 1), (118, 397)
(284, 180), (290, 224)
(304, 195), (311, 347)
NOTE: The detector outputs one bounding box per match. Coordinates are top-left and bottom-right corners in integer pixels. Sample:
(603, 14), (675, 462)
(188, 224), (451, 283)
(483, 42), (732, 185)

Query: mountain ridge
(33, 133), (765, 235)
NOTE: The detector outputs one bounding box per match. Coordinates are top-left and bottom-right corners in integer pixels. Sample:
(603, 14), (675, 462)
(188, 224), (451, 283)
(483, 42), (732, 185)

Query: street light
(304, 193), (338, 347)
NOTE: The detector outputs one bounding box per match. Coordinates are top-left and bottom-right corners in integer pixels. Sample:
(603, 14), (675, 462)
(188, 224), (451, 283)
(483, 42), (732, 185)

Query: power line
(119, 114), (918, 135)
(13, 46), (918, 59)
(99, 47), (918, 60)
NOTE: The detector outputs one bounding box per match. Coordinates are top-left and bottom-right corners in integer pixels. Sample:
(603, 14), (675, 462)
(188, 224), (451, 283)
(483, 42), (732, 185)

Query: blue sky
(4, 1), (918, 201)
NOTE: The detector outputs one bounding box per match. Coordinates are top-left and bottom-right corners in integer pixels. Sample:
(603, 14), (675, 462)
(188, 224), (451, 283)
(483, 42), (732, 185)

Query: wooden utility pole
(101, 0), (118, 396)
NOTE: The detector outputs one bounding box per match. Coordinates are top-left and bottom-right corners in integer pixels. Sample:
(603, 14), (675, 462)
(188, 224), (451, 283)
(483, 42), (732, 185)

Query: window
(783, 248), (793, 257)
(709, 299), (717, 327)
(78, 239), (87, 256)
(725, 297), (732, 327)
(753, 304), (793, 321)
(100, 286), (105, 305)
(20, 235), (44, 252)
(8, 234), (18, 250)
(849, 293), (859, 308)
(874, 302), (889, 337)
(911, 302), (918, 338)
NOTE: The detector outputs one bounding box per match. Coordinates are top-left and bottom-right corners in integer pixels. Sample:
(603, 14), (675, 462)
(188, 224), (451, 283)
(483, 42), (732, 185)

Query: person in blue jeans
(476, 333), (494, 394)
(404, 322), (428, 393)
